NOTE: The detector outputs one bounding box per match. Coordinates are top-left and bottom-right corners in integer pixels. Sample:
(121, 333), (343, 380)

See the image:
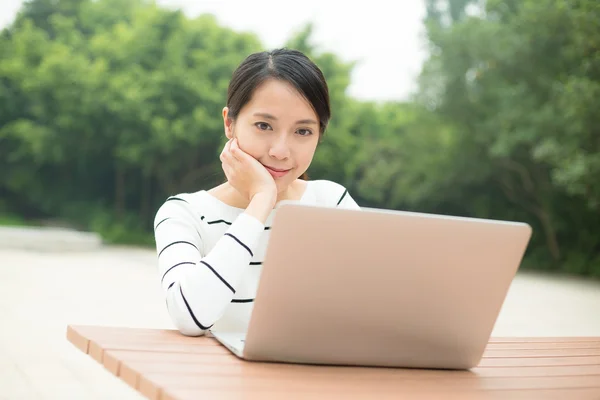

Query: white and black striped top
(153, 179), (360, 336)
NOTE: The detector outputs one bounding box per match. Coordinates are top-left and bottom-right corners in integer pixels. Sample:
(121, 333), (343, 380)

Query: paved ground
(1, 245), (599, 399)
(0, 246), (169, 400)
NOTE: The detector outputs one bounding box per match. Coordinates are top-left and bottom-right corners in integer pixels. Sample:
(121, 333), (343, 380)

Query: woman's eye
(255, 122), (271, 131)
(297, 129), (313, 136)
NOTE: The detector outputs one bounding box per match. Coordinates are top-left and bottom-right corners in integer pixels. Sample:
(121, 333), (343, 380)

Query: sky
(0, 0), (429, 101)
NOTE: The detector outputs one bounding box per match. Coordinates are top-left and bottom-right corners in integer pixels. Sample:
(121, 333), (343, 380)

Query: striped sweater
(153, 179), (360, 336)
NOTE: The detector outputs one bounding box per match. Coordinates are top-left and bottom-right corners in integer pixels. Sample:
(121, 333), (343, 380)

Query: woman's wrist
(245, 191), (277, 224)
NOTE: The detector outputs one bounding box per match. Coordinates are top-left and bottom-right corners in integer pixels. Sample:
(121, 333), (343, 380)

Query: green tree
(1, 0), (261, 243)
(416, 0), (600, 275)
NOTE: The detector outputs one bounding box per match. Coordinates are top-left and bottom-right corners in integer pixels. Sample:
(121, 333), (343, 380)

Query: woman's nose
(268, 136), (290, 160)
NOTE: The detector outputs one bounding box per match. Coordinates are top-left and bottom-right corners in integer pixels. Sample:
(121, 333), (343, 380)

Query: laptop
(211, 204), (532, 370)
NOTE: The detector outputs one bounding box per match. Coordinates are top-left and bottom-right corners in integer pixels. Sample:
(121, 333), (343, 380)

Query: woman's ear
(223, 107), (234, 139)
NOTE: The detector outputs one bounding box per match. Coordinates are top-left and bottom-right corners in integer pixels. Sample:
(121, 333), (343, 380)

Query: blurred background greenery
(0, 0), (598, 277)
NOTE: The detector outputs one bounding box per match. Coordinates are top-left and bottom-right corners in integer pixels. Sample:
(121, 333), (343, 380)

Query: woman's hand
(220, 138), (277, 204)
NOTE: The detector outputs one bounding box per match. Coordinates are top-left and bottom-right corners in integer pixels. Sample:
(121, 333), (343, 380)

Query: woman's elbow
(170, 313), (207, 337)
(165, 299), (209, 337)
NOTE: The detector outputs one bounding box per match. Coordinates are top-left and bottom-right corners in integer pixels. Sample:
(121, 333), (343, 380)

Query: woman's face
(223, 79), (320, 193)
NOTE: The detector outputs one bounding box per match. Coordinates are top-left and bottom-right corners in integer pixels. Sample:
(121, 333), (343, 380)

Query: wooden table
(66, 325), (600, 400)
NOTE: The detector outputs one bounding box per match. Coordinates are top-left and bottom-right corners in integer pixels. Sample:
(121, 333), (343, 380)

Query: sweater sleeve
(153, 197), (264, 336)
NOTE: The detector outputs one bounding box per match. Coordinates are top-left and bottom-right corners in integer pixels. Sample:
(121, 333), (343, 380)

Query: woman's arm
(154, 194), (272, 336)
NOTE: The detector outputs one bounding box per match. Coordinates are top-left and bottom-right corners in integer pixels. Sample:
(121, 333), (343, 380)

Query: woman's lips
(264, 165), (291, 178)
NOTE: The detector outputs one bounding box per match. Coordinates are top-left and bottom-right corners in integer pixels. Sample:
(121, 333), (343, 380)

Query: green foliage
(1, 0), (599, 276)
(1, 0), (262, 238)
(0, 214), (29, 226)
(414, 0), (600, 275)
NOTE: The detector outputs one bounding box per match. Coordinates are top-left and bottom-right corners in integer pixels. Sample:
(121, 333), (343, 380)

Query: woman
(153, 48), (360, 336)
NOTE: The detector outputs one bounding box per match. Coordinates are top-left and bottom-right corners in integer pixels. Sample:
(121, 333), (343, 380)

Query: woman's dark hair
(226, 48), (331, 180)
